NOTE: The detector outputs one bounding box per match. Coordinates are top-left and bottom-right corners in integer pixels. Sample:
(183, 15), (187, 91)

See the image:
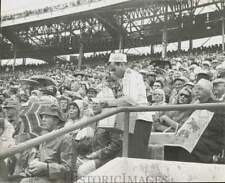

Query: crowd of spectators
(2, 0), (102, 21)
(1, 44), (225, 182)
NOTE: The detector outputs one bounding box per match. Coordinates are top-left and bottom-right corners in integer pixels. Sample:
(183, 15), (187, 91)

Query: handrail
(1, 103), (225, 159)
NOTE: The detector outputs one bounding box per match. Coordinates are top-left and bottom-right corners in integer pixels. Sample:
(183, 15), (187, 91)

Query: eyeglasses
(175, 83), (184, 87)
(179, 93), (190, 98)
(152, 93), (163, 96)
(153, 84), (161, 88)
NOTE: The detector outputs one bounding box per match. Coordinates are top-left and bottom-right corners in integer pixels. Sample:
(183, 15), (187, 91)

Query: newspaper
(163, 110), (214, 153)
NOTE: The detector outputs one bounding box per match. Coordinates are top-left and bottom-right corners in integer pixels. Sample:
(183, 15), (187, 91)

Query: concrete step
(78, 157), (225, 182)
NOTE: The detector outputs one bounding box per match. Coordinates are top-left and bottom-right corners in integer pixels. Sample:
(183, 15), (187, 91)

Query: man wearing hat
(77, 53), (153, 178)
(211, 59), (220, 77)
(2, 98), (22, 139)
(20, 104), (74, 183)
(216, 62), (225, 79)
(86, 87), (98, 101)
(39, 104), (66, 131)
(202, 60), (211, 72)
(196, 68), (213, 82)
(58, 95), (70, 120)
(85, 87), (103, 116)
(105, 53), (153, 157)
(2, 99), (36, 180)
(0, 116), (18, 180)
(213, 78), (225, 101)
(212, 59), (220, 68)
(169, 77), (187, 104)
(147, 71), (157, 87)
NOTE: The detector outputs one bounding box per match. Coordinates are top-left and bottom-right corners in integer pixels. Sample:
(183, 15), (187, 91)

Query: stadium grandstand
(1, 0), (225, 182)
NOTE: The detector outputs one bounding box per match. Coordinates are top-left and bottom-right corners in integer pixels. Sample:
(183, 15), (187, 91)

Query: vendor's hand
(28, 160), (47, 176)
(117, 97), (137, 106)
(85, 152), (99, 160)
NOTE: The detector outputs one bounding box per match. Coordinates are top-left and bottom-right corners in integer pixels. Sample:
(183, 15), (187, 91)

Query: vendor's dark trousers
(128, 120), (152, 159)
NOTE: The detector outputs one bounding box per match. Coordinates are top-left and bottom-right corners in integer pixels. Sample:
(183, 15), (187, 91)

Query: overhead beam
(95, 13), (127, 39)
(1, 28), (34, 51)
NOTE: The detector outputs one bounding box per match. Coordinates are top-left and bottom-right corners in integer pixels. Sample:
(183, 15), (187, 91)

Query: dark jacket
(178, 98), (225, 163)
(88, 128), (122, 168)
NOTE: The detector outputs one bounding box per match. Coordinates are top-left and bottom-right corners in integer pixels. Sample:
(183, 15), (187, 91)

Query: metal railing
(1, 103), (225, 160)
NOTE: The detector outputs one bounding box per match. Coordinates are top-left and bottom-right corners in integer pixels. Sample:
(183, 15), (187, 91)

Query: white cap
(109, 53), (127, 63)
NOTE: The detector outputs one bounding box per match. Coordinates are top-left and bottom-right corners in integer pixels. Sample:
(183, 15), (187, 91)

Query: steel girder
(14, 17), (106, 46)
(1, 0), (225, 60)
(0, 34), (13, 59)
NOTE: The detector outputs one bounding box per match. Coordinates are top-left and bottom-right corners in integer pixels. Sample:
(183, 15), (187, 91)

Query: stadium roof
(0, 0), (224, 61)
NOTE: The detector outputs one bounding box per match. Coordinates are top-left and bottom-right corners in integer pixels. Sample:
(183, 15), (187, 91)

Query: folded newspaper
(153, 110), (214, 153)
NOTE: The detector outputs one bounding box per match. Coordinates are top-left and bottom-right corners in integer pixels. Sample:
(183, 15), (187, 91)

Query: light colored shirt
(96, 85), (115, 101)
(122, 68), (153, 122)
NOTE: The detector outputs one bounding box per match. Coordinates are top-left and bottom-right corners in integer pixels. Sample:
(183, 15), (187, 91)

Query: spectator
(177, 79), (225, 163)
(169, 77), (187, 104)
(212, 78), (225, 101)
(158, 88), (193, 132)
(58, 95), (70, 120)
(20, 104), (74, 183)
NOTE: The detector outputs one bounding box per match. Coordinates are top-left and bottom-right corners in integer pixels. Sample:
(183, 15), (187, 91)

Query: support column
(22, 58), (26, 65)
(78, 30), (84, 70)
(178, 41), (181, 52)
(162, 5), (168, 59)
(118, 15), (124, 53)
(151, 44), (154, 55)
(189, 39), (193, 51)
(178, 10), (182, 53)
(13, 46), (16, 72)
(222, 18), (225, 53)
(119, 35), (123, 53)
(162, 29), (167, 58)
(162, 28), (167, 59)
(78, 40), (84, 70)
(189, 10), (194, 52)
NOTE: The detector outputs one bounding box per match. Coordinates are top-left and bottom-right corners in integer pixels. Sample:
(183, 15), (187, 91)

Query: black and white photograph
(1, 0), (225, 182)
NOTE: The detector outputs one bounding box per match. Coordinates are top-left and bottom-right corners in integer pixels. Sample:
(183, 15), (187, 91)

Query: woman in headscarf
(65, 100), (94, 169)
(151, 88), (166, 106)
(151, 89), (168, 132)
(65, 100), (84, 127)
